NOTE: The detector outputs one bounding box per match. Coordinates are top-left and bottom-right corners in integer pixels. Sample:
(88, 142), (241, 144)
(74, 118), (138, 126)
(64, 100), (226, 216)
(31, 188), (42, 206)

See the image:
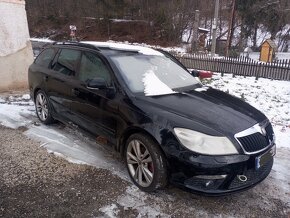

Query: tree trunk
(253, 24), (258, 49)
(226, 0), (236, 56)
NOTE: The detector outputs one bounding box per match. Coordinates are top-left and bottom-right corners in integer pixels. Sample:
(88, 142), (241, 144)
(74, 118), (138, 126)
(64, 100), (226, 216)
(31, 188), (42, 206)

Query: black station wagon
(28, 41), (276, 195)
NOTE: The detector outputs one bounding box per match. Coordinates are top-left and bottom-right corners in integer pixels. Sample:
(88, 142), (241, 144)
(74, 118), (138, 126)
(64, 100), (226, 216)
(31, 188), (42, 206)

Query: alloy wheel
(126, 139), (154, 187)
(36, 93), (48, 121)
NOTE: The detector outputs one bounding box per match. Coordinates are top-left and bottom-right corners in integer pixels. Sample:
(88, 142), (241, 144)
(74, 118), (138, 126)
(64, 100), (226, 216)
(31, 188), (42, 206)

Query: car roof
(52, 41), (164, 57)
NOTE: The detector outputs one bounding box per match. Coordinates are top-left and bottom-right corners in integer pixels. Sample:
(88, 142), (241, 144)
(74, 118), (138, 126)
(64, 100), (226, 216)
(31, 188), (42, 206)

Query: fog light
(184, 175), (227, 190)
(194, 175), (227, 189)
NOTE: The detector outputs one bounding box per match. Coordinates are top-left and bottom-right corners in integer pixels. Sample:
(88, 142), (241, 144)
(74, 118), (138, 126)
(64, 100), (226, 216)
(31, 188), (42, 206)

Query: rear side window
(35, 48), (56, 68)
(52, 49), (81, 76)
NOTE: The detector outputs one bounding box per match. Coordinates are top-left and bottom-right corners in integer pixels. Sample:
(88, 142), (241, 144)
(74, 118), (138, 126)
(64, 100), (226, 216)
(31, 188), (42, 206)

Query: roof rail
(54, 41), (100, 51)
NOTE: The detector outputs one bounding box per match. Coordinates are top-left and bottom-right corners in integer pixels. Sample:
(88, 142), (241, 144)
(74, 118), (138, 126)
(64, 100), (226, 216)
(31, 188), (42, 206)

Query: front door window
(78, 51), (111, 86)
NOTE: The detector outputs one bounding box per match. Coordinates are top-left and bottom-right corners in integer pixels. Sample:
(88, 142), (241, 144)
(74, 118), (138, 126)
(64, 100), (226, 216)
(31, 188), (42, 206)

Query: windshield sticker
(142, 70), (176, 96)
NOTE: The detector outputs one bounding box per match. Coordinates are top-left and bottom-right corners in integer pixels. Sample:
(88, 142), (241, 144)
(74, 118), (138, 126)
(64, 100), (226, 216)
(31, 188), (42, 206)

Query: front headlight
(174, 128), (238, 155)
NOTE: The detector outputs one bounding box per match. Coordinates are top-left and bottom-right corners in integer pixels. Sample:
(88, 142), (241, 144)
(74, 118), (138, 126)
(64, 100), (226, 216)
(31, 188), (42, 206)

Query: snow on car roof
(82, 41), (164, 56)
(30, 37), (55, 43)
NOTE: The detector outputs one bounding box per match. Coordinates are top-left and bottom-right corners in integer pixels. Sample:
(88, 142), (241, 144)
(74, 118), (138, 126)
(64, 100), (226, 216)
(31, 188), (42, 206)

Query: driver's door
(70, 51), (119, 143)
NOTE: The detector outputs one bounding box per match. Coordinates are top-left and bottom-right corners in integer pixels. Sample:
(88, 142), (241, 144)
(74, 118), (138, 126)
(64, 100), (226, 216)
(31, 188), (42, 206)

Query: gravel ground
(0, 126), (133, 218)
(0, 125), (289, 218)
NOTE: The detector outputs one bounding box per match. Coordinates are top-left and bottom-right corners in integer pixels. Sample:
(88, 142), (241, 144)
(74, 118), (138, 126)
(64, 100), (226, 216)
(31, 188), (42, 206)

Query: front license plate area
(255, 145), (276, 170)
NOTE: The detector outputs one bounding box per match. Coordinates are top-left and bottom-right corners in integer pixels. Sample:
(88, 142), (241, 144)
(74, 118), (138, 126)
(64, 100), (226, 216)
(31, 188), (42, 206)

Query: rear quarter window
(35, 48), (56, 68)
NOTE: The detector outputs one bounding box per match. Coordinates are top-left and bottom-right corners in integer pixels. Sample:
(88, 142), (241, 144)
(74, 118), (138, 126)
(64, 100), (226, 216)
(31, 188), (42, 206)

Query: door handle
(72, 88), (80, 96)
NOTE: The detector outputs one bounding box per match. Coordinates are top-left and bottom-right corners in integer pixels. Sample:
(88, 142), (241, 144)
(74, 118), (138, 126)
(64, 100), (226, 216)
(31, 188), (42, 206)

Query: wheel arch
(118, 126), (165, 159)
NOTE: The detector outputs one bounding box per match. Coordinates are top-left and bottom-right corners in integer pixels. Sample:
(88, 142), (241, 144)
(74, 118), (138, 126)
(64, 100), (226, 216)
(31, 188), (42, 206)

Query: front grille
(238, 133), (269, 153)
(236, 123), (274, 153)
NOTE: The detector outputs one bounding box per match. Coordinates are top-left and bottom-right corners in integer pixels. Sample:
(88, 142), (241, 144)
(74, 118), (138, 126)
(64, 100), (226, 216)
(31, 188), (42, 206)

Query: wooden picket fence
(171, 53), (290, 81)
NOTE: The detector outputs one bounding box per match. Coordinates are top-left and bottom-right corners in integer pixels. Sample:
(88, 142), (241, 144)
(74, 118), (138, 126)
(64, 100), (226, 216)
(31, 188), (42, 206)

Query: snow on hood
(142, 69), (176, 96)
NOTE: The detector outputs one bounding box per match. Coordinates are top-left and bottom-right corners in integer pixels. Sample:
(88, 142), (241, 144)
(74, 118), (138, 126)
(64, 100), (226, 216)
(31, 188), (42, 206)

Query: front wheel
(35, 90), (54, 124)
(125, 133), (168, 192)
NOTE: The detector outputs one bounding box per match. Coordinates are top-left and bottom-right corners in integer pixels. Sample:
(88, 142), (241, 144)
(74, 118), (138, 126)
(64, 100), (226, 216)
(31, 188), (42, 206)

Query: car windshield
(110, 54), (200, 96)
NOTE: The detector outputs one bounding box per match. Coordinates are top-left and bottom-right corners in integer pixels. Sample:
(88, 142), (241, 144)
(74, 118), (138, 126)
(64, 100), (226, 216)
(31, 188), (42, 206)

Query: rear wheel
(125, 133), (168, 192)
(35, 90), (54, 124)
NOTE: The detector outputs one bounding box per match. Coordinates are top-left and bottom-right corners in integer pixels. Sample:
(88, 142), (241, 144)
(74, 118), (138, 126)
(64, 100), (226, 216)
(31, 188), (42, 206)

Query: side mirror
(191, 70), (200, 77)
(87, 77), (107, 89)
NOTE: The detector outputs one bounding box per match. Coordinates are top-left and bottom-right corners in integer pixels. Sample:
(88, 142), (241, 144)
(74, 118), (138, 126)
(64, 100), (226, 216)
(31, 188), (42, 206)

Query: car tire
(35, 90), (54, 124)
(125, 133), (168, 192)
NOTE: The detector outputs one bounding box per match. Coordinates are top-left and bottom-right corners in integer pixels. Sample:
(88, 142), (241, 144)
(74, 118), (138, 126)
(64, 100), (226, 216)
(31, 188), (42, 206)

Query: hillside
(25, 0), (290, 55)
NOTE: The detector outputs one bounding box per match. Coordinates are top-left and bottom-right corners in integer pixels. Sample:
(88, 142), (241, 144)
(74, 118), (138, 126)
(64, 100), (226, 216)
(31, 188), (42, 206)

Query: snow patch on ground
(25, 124), (129, 181)
(117, 186), (170, 218)
(0, 94), (128, 181)
(99, 204), (120, 218)
(275, 127), (290, 150)
(22, 94), (31, 100)
(0, 103), (35, 129)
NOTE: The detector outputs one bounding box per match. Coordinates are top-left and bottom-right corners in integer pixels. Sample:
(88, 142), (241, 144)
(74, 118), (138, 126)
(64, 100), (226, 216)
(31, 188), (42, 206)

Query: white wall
(0, 0), (33, 91)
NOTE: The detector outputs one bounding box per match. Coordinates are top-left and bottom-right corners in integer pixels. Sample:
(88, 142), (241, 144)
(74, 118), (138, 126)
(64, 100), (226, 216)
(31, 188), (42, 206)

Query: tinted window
(53, 49), (81, 76)
(78, 52), (111, 85)
(35, 48), (56, 67)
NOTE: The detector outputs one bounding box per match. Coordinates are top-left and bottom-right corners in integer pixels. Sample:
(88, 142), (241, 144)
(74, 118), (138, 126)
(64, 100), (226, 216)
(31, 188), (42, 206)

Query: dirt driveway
(0, 93), (289, 218)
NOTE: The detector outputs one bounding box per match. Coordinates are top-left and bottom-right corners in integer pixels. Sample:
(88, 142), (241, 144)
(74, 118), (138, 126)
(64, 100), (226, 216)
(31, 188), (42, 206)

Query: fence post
(221, 61), (224, 77)
(256, 62), (262, 80)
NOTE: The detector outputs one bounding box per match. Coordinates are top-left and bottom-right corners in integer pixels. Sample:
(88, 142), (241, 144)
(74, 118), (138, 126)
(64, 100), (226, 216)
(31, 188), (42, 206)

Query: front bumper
(168, 145), (275, 195)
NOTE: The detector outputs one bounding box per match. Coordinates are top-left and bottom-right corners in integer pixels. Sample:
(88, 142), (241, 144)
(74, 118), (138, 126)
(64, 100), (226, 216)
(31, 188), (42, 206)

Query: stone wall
(0, 0), (33, 91)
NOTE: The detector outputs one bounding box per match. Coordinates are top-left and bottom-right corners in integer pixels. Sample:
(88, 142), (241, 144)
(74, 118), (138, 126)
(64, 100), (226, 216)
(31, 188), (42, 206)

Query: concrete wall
(0, 0), (34, 91)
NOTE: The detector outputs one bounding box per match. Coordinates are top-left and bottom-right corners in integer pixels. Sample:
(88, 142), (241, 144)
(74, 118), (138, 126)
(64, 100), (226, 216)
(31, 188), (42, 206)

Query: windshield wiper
(172, 83), (201, 92)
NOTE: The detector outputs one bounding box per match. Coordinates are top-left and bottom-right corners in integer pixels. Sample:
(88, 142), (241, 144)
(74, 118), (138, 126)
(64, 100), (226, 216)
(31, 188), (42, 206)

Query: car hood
(135, 87), (267, 136)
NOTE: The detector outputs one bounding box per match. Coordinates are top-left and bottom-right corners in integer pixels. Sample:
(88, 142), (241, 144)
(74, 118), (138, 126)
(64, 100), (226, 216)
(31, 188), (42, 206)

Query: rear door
(45, 48), (81, 120)
(29, 47), (58, 99)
